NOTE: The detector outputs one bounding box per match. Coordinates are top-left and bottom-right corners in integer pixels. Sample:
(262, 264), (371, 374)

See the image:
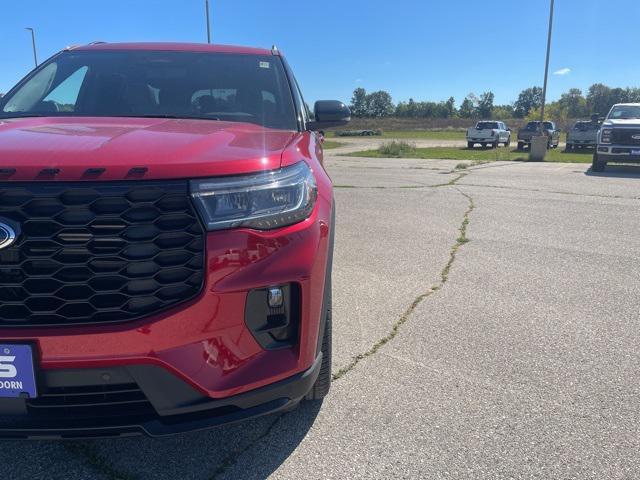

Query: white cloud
(355, 78), (363, 83)
(553, 68), (571, 76)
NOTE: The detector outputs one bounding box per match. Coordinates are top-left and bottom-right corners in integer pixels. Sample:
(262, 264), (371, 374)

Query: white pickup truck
(466, 121), (511, 148)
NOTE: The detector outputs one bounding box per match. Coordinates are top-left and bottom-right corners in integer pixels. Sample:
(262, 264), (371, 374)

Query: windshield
(0, 50), (297, 130)
(476, 122), (498, 129)
(524, 121), (553, 130)
(608, 105), (640, 120)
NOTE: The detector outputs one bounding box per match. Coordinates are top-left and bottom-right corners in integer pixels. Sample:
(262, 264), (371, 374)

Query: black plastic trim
(0, 354), (322, 439)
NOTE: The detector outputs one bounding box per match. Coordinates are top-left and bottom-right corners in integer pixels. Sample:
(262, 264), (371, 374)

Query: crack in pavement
(333, 172), (468, 190)
(208, 414), (285, 480)
(332, 175), (474, 381)
(63, 171), (477, 480)
(458, 182), (640, 201)
(64, 442), (137, 480)
(203, 175), (478, 478)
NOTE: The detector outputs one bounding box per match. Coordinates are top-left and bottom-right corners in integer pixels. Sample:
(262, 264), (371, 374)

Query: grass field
(322, 140), (344, 149)
(347, 145), (593, 163)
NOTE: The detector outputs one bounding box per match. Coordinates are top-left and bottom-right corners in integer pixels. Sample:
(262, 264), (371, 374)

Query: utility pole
(205, 0), (211, 44)
(539, 0), (555, 133)
(25, 27), (38, 68)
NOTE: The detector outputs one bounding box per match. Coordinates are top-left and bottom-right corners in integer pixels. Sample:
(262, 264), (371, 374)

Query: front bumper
(0, 353), (322, 439)
(0, 170), (334, 436)
(567, 140), (596, 147)
(597, 146), (640, 163)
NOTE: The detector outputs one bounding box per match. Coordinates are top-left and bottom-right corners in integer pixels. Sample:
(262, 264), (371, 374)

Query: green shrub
(378, 140), (416, 157)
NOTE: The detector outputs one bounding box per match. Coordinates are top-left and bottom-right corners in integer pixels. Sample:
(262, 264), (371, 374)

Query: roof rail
(271, 44), (280, 56)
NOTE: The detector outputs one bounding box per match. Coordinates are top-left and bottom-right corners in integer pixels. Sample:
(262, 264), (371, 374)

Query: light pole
(539, 0), (555, 132)
(205, 0), (211, 44)
(25, 28), (38, 68)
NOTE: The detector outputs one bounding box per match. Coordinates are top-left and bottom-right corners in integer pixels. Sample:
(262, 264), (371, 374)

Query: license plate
(632, 149), (640, 155)
(0, 344), (37, 399)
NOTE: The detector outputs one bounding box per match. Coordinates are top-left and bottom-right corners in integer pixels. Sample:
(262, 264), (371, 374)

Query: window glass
(609, 105), (640, 120)
(1, 51), (297, 130)
(477, 122), (499, 129)
(3, 63), (58, 112)
(42, 66), (88, 112)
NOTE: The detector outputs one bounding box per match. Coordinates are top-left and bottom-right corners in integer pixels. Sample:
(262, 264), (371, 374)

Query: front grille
(26, 382), (156, 421)
(612, 129), (640, 145)
(0, 181), (205, 327)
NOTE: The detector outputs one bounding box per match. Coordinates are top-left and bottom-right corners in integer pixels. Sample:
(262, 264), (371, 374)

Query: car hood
(602, 119), (640, 127)
(0, 117), (296, 181)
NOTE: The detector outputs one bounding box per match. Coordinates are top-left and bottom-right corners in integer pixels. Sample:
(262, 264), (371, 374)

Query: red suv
(0, 42), (350, 438)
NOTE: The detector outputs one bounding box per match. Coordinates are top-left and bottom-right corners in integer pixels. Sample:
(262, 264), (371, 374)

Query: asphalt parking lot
(2, 153), (640, 479)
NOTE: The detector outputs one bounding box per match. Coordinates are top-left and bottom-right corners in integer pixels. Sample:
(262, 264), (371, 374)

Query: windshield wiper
(0, 113), (48, 119)
(121, 114), (222, 121)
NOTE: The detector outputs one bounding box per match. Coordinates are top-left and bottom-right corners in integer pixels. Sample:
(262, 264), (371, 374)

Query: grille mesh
(0, 181), (204, 327)
(26, 383), (156, 420)
(612, 129), (640, 146)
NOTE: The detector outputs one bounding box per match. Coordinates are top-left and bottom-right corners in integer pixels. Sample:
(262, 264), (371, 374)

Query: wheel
(566, 144), (573, 152)
(492, 140), (499, 149)
(305, 288), (332, 400)
(504, 136), (511, 148)
(467, 141), (474, 149)
(517, 142), (524, 151)
(591, 152), (606, 172)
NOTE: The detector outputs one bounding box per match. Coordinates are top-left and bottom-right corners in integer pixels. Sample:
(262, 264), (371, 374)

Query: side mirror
(308, 100), (351, 131)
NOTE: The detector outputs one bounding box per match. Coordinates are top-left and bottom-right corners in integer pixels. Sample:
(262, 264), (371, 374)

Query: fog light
(246, 284), (301, 350)
(268, 287), (284, 308)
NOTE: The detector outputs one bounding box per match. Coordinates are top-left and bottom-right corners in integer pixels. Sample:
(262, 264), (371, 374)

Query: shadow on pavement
(0, 400), (323, 480)
(585, 164), (640, 178)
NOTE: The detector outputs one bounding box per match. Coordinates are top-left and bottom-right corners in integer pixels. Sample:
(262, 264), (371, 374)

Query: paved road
(2, 156), (640, 479)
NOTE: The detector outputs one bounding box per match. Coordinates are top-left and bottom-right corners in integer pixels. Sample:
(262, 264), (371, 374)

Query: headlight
(190, 161), (317, 231)
(600, 128), (613, 144)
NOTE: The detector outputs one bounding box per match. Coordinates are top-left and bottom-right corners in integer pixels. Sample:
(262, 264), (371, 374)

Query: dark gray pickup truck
(517, 121), (560, 150)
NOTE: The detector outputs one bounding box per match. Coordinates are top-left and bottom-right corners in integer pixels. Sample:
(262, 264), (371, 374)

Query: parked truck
(592, 103), (640, 172)
(466, 121), (511, 149)
(517, 121), (560, 150)
(566, 119), (600, 151)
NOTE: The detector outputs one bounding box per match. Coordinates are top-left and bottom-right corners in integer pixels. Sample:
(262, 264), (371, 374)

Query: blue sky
(1, 0), (639, 107)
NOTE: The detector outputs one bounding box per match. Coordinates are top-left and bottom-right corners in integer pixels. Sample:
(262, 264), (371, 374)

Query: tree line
(349, 84), (640, 120)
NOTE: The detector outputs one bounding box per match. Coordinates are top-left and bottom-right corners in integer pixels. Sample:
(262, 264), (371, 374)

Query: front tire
(467, 141), (474, 149)
(591, 152), (607, 172)
(517, 141), (524, 151)
(305, 289), (332, 400)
